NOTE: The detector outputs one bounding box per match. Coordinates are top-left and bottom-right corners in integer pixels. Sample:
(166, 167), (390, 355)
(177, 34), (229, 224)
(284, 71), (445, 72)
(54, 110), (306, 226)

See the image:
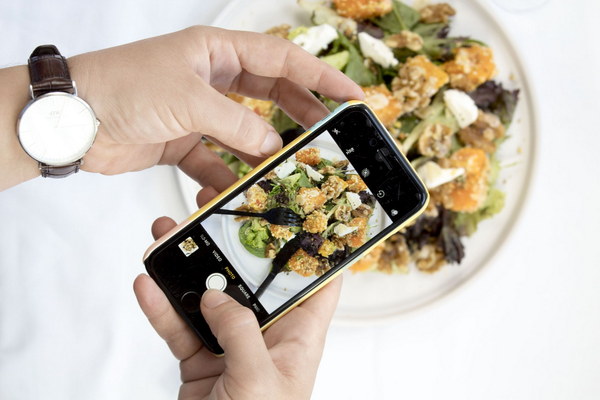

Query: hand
(68, 26), (363, 191)
(134, 187), (342, 400)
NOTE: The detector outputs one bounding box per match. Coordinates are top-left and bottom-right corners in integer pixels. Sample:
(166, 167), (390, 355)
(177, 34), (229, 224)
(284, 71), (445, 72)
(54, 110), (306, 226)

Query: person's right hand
(135, 186), (343, 400)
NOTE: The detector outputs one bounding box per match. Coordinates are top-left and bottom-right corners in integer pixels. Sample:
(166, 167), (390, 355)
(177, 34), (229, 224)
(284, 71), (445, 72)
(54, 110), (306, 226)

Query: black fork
(213, 207), (303, 226)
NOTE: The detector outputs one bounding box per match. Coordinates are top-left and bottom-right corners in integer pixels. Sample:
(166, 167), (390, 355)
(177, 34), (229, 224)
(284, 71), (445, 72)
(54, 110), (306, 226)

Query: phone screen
(145, 103), (427, 353)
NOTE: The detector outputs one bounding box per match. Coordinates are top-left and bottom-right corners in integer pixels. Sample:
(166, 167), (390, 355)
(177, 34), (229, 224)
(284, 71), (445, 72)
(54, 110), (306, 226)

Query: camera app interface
(151, 108), (424, 322)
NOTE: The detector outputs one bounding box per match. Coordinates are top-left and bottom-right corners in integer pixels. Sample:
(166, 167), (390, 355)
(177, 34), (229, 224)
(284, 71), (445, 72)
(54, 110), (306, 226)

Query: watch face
(17, 92), (98, 166)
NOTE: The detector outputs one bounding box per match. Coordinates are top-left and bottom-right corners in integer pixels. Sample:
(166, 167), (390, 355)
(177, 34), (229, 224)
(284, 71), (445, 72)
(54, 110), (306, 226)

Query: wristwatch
(17, 45), (99, 178)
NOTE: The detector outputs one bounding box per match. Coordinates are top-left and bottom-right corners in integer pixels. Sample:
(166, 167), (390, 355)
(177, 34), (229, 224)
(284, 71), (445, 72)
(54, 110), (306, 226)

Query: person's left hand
(69, 26), (363, 191)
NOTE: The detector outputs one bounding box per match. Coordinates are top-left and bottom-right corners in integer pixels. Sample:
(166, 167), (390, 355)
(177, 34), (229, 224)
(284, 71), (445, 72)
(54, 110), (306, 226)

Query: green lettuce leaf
(371, 0), (420, 33)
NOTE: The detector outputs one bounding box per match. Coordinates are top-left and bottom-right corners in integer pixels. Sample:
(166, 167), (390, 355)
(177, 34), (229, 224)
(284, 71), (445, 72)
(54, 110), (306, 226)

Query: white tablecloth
(1, 1), (599, 399)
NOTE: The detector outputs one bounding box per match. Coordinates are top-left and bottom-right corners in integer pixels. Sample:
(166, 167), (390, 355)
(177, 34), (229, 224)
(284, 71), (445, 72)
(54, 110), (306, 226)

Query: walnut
(458, 110), (505, 153)
(334, 204), (352, 222)
(303, 210), (328, 233)
(419, 3), (456, 24)
(413, 244), (446, 273)
(392, 55), (449, 115)
(385, 30), (424, 52)
(330, 235), (346, 250)
(265, 242), (277, 259)
(264, 24), (291, 39)
(333, 0), (393, 20)
(315, 258), (332, 277)
(351, 203), (373, 219)
(376, 234), (410, 273)
(321, 175), (349, 200)
(417, 123), (454, 158)
(333, 159), (349, 169)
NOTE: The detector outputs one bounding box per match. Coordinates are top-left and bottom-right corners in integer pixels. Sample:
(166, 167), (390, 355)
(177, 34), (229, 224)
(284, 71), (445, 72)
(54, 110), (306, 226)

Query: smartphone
(143, 101), (429, 354)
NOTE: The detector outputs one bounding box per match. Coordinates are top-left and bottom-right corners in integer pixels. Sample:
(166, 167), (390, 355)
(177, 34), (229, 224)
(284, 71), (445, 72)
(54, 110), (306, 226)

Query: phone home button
(181, 291), (201, 313)
(206, 273), (227, 291)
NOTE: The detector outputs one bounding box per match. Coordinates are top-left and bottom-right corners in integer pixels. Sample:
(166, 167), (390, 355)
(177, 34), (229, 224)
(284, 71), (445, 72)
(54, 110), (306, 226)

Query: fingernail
(202, 289), (230, 309)
(259, 129), (282, 156)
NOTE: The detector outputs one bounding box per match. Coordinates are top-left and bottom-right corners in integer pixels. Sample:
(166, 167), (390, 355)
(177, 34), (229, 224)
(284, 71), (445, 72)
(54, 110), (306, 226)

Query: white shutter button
(205, 273), (227, 291)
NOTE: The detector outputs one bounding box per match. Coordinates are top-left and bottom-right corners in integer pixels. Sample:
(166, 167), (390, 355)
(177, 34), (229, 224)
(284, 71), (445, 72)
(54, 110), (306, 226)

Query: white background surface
(0, 1), (599, 399)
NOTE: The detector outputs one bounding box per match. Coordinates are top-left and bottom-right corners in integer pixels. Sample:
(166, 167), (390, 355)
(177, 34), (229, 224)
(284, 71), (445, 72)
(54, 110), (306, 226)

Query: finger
(133, 274), (203, 360)
(203, 136), (265, 168)
(179, 378), (220, 400)
(151, 216), (177, 240)
(200, 290), (273, 377)
(220, 28), (365, 102)
(298, 275), (343, 326)
(231, 71), (329, 129)
(187, 78), (283, 158)
(159, 135), (238, 192)
(265, 276), (342, 354)
(196, 185), (220, 209)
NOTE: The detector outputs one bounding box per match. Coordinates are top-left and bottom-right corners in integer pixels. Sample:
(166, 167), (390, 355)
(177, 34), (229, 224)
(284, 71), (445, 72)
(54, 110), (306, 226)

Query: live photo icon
(391, 209), (398, 217)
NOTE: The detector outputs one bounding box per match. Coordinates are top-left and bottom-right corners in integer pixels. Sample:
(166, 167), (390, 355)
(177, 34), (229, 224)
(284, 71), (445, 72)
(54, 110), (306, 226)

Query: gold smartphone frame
(143, 101), (429, 345)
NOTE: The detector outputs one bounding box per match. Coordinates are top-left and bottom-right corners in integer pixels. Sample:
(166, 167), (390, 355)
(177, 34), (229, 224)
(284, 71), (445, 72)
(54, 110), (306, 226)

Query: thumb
(201, 290), (272, 374)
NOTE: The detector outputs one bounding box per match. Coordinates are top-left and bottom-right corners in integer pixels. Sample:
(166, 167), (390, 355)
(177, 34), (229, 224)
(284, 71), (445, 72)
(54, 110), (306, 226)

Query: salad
(234, 146), (378, 278)
(223, 0), (519, 275)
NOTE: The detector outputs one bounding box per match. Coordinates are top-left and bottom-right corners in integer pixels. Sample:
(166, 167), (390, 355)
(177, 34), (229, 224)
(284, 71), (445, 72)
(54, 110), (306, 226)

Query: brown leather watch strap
(28, 45), (75, 98)
(39, 161), (81, 178)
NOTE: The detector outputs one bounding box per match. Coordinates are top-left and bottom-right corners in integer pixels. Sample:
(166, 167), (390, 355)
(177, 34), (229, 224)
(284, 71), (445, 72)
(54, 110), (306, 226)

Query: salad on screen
(220, 0), (519, 275)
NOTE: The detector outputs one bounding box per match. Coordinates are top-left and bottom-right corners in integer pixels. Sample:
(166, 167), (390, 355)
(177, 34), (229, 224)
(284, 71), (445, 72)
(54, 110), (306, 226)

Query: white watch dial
(18, 92), (98, 166)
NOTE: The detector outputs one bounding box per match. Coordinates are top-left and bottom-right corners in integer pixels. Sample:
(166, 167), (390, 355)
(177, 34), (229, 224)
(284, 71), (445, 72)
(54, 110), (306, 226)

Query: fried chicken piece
(333, 0), (393, 20)
(362, 84), (403, 128)
(296, 187), (327, 214)
(296, 147), (321, 166)
(442, 45), (496, 92)
(288, 249), (320, 277)
(438, 147), (489, 213)
(303, 210), (328, 233)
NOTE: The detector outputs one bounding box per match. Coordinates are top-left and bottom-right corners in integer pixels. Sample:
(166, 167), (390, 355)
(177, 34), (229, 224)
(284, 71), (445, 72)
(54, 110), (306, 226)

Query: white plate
(177, 0), (536, 324)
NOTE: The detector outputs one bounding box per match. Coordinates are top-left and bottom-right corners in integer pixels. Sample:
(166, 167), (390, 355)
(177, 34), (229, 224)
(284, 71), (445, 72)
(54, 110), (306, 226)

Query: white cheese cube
(305, 164), (324, 182)
(292, 24), (339, 56)
(358, 32), (398, 68)
(274, 160), (297, 179)
(346, 192), (362, 210)
(443, 89), (479, 128)
(334, 223), (359, 237)
(417, 161), (465, 189)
